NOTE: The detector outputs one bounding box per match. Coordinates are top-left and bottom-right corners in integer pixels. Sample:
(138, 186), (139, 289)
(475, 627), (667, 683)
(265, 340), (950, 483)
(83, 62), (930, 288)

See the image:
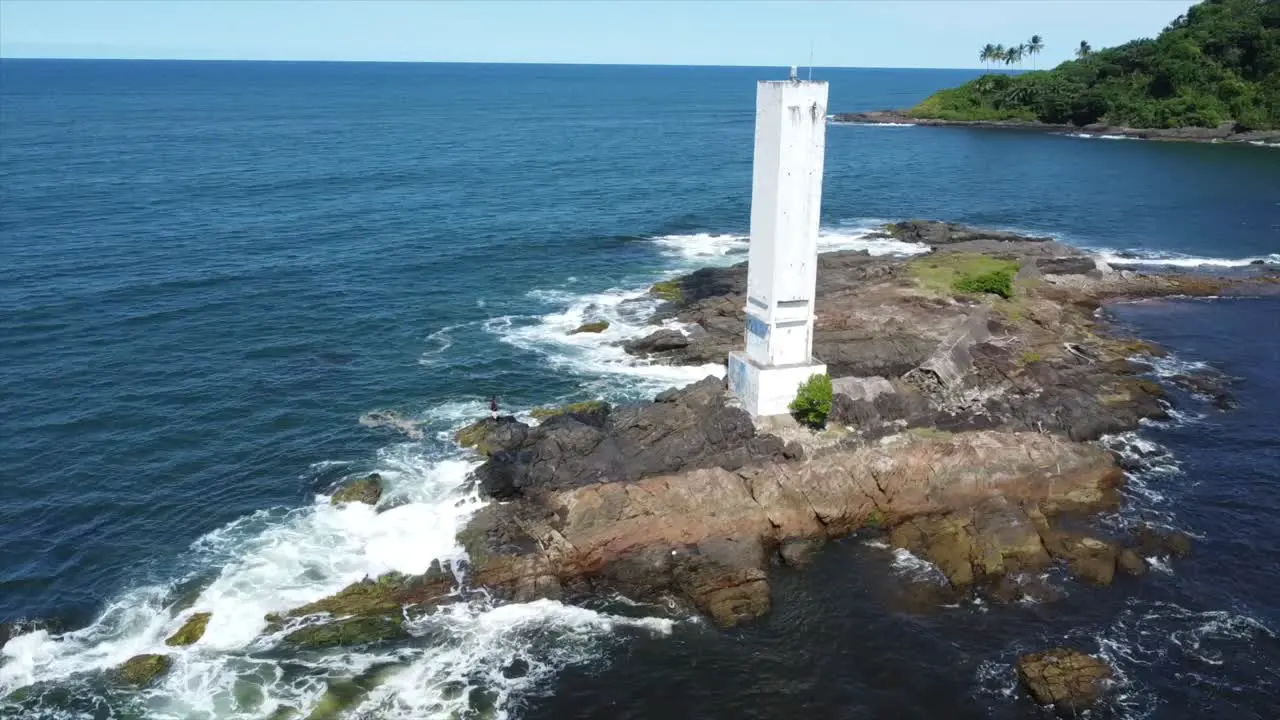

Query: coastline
(830, 110), (1280, 146)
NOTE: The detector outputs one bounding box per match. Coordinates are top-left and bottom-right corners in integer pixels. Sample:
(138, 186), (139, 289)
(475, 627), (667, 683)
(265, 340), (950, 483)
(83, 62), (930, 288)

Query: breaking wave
(1097, 249), (1279, 268)
(652, 221), (929, 264)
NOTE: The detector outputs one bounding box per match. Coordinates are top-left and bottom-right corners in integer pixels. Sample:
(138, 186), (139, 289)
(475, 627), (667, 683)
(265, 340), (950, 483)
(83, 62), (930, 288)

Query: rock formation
(1016, 648), (1114, 709)
(330, 473), (383, 506)
(164, 611), (211, 646)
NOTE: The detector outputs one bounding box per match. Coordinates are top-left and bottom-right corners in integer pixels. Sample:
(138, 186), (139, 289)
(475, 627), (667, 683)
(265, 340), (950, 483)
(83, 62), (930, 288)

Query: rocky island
(834, 0), (1280, 146)
(98, 221), (1276, 711)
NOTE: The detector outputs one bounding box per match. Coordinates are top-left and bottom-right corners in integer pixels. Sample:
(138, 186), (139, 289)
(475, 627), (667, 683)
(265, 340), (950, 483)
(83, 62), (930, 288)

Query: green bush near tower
(790, 373), (833, 429)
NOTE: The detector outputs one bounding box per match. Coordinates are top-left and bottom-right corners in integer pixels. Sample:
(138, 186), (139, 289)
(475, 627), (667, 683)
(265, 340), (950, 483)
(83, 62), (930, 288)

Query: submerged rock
(357, 410), (424, 440)
(267, 561), (457, 646)
(303, 664), (403, 720)
(284, 615), (406, 648)
(165, 611), (211, 646)
(114, 653), (173, 687)
(330, 473), (383, 506)
(1016, 648), (1114, 709)
(569, 320), (609, 334)
(1131, 525), (1193, 557)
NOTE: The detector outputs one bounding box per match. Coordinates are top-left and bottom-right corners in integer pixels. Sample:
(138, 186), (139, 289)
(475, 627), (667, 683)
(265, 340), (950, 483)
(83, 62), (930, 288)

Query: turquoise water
(1, 60), (1278, 718)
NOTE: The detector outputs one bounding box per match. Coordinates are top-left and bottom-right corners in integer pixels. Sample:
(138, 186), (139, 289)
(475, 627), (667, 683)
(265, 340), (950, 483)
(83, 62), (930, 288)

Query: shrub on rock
(789, 374), (833, 428)
(954, 267), (1015, 299)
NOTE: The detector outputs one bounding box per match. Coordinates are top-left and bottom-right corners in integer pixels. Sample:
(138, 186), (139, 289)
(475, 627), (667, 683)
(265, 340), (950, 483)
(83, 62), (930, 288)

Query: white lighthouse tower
(727, 73), (829, 417)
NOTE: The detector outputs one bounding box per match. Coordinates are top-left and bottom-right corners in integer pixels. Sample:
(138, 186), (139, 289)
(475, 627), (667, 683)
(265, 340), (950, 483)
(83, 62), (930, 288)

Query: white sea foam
(833, 121), (918, 127)
(652, 223), (929, 265)
(487, 286), (725, 399)
(1097, 250), (1280, 268)
(1064, 132), (1135, 141)
(890, 548), (947, 584)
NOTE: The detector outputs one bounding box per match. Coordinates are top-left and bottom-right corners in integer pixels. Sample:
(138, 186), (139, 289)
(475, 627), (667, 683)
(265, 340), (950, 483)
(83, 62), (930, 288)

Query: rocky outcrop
(114, 653), (173, 687)
(456, 416), (529, 456)
(267, 561), (457, 648)
(330, 474), (383, 506)
(460, 430), (1125, 626)
(570, 321), (609, 334)
(470, 377), (792, 499)
(1016, 648), (1114, 709)
(830, 111), (1280, 145)
(165, 611), (211, 646)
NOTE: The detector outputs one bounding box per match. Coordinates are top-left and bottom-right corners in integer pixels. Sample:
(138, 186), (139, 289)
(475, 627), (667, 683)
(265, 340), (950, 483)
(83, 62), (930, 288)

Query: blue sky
(1, 0), (1191, 69)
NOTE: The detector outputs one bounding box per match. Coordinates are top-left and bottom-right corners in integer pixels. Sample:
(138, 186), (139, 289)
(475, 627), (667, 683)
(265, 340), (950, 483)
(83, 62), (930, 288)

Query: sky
(0, 0), (1193, 69)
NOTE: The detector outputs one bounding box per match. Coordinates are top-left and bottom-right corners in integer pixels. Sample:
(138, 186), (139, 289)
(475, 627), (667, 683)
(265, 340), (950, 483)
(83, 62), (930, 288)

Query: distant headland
(834, 0), (1280, 145)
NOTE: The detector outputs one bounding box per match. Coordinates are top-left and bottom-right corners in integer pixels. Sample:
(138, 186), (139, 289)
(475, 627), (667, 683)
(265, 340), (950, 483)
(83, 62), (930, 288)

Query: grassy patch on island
(910, 253), (1021, 299)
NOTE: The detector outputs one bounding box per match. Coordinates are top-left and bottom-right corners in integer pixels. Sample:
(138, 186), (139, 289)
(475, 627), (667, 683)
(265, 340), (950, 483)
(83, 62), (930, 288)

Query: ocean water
(0, 60), (1278, 718)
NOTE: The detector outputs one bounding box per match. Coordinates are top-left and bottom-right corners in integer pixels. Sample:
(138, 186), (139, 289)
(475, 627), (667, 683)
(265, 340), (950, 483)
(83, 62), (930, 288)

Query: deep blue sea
(1, 60), (1278, 719)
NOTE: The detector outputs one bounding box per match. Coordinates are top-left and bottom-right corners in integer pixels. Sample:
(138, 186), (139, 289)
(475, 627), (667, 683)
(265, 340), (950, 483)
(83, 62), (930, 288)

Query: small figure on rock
(489, 395), (499, 420)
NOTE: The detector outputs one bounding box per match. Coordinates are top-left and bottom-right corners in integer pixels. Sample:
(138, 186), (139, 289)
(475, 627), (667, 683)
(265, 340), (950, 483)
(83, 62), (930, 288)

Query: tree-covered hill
(912, 0), (1279, 130)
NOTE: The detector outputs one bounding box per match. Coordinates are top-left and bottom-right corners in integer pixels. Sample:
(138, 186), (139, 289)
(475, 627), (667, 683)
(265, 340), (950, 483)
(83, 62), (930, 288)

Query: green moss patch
(115, 654), (173, 687)
(284, 615), (406, 648)
(165, 612), (211, 646)
(330, 474), (382, 506)
(649, 279), (684, 304)
(529, 400), (610, 421)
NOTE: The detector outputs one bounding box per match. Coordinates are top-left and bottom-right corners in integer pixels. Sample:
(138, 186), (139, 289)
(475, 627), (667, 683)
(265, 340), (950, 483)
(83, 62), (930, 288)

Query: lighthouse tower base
(727, 351), (827, 419)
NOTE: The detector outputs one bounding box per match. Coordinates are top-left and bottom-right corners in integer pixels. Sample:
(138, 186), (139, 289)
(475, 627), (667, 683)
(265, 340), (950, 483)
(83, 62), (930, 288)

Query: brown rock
(1016, 648), (1114, 709)
(464, 430), (1123, 625)
(1117, 548), (1146, 576)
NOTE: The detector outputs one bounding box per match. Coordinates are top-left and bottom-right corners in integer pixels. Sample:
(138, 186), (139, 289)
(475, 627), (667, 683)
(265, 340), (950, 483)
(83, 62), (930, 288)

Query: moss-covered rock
(569, 320), (609, 334)
(330, 473), (382, 506)
(649, 279), (683, 303)
(165, 611), (211, 646)
(456, 416), (528, 456)
(115, 653), (173, 687)
(284, 615), (406, 648)
(529, 400), (610, 421)
(279, 565), (455, 620)
(266, 562), (457, 646)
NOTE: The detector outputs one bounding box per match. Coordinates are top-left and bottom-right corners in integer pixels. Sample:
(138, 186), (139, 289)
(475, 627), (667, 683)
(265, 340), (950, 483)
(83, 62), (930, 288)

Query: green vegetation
(909, 253), (1021, 299)
(284, 615), (406, 648)
(649, 279), (684, 304)
(165, 612), (211, 646)
(1019, 350), (1044, 366)
(954, 267), (1016, 299)
(919, 0), (1279, 129)
(789, 373), (833, 429)
(979, 36), (1043, 70)
(530, 399), (610, 420)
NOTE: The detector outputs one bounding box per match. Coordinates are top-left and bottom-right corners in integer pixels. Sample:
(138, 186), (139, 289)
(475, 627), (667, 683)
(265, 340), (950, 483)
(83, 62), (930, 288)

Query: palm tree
(1076, 40), (1092, 59)
(993, 43), (1006, 68)
(1004, 46), (1023, 67)
(980, 43), (998, 70)
(1027, 35), (1044, 69)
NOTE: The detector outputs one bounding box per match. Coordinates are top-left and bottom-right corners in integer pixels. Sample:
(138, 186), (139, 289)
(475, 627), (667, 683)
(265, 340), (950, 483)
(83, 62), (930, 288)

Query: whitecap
(651, 224), (928, 265)
(1095, 250), (1279, 268)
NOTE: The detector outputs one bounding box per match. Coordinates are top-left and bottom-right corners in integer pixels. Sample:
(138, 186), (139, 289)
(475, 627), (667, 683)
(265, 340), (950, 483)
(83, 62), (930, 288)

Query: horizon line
(0, 55), (1001, 72)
